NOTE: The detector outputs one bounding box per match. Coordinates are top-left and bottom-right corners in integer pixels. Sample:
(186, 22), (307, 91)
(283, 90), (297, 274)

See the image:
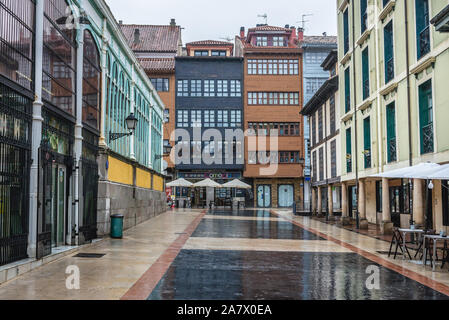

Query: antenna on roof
(297, 13), (313, 31)
(257, 13), (268, 25)
(220, 36), (233, 42)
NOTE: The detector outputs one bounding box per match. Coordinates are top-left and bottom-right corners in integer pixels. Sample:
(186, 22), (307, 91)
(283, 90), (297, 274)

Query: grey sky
(105, 0), (337, 44)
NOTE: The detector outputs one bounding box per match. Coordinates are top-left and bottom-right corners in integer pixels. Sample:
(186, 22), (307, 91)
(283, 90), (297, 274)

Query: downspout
(404, 0), (415, 225)
(351, 0), (360, 229)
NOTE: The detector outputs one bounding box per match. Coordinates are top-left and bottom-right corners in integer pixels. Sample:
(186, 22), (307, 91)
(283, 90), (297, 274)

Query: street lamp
(155, 144), (173, 160)
(109, 113), (138, 141)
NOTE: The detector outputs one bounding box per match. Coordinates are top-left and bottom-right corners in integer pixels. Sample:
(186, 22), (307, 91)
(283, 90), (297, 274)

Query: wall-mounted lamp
(109, 113), (138, 141)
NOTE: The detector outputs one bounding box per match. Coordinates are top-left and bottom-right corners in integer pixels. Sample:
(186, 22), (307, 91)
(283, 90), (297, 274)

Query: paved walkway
(0, 208), (448, 300)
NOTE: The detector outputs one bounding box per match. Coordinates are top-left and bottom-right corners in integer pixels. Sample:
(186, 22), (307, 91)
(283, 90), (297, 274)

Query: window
(278, 152), (300, 164)
(204, 80), (215, 97)
(230, 80), (241, 97)
(346, 127), (352, 173)
(164, 109), (170, 122)
(312, 151), (317, 182)
(247, 59), (298, 75)
(211, 50), (226, 56)
(330, 94), (336, 134)
(217, 110), (228, 127)
(361, 0), (368, 34)
(177, 110), (189, 127)
(150, 78), (169, 92)
(362, 47), (370, 100)
(416, 0), (430, 59)
(248, 92), (257, 105)
(204, 110), (215, 127)
(345, 67), (351, 113)
(386, 102), (397, 162)
(318, 106), (323, 141)
(331, 140), (337, 178)
(190, 80), (202, 97)
(319, 148), (324, 181)
(273, 36), (285, 46)
(177, 80), (189, 97)
(419, 79), (433, 154)
(194, 50), (209, 56)
(256, 36), (268, 46)
(217, 80), (228, 97)
(343, 9), (349, 54)
(364, 117), (371, 169)
(384, 21), (394, 84)
(289, 60), (299, 75)
(191, 110), (202, 127)
(312, 114), (316, 146)
(248, 61), (257, 74)
(230, 110), (242, 128)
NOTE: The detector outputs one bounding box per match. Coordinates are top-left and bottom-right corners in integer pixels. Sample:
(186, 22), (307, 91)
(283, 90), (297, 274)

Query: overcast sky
(105, 0), (337, 44)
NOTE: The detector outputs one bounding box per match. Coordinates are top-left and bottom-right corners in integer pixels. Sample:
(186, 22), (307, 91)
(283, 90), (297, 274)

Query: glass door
(278, 185), (294, 207)
(257, 185), (271, 208)
(51, 165), (67, 247)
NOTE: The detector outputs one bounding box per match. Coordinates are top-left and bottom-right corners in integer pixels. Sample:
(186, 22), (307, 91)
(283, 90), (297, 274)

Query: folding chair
(388, 228), (412, 259)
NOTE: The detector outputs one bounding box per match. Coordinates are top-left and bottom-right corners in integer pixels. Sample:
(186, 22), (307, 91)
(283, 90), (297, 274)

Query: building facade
(0, 0), (165, 268)
(302, 50), (342, 219)
(174, 44), (245, 206)
(120, 20), (182, 177)
(235, 25), (304, 208)
(300, 32), (337, 211)
(337, 0), (449, 233)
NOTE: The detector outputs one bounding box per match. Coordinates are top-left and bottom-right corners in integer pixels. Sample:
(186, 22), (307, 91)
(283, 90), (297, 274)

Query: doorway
(278, 185), (294, 207)
(257, 185), (271, 208)
(51, 165), (67, 247)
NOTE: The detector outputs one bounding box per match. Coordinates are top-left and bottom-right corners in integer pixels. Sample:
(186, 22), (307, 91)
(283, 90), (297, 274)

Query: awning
(426, 164), (449, 180)
(221, 179), (252, 189)
(193, 178), (222, 188)
(369, 163), (442, 179)
(166, 178), (193, 187)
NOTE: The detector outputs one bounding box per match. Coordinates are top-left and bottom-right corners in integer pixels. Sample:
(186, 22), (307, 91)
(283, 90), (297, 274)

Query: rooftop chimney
(134, 28), (140, 44)
(285, 24), (290, 29)
(170, 18), (176, 27)
(323, 32), (327, 36)
(119, 20), (123, 25)
(290, 26), (297, 44)
(240, 26), (245, 38)
(297, 27), (304, 42)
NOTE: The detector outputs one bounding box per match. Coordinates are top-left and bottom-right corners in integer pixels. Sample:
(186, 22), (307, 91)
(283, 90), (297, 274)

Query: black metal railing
(385, 57), (395, 84)
(363, 78), (370, 100)
(81, 159), (99, 243)
(346, 155), (352, 173)
(421, 123), (434, 154)
(419, 26), (430, 59)
(364, 150), (371, 169)
(388, 138), (397, 163)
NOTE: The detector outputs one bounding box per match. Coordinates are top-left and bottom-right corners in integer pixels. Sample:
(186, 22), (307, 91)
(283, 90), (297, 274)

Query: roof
(248, 25), (291, 32)
(186, 40), (234, 47)
(321, 50), (338, 71)
(300, 35), (338, 48)
(138, 58), (175, 73)
(120, 24), (180, 52)
(301, 76), (338, 116)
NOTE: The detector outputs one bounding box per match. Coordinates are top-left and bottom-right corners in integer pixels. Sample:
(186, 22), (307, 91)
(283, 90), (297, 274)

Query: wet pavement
(0, 208), (449, 300)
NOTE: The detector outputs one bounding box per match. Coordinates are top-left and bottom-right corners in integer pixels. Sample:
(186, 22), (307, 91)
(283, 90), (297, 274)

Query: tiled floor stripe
(271, 210), (449, 297)
(121, 210), (207, 300)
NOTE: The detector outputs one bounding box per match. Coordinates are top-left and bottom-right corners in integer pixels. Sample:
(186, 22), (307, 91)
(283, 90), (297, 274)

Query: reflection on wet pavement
(206, 209), (276, 218)
(148, 250), (448, 300)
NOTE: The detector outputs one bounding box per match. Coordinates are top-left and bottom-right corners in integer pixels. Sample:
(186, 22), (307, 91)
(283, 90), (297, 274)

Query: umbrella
(426, 164), (449, 180)
(193, 178), (222, 188)
(221, 179), (252, 189)
(166, 178), (193, 188)
(370, 162), (442, 179)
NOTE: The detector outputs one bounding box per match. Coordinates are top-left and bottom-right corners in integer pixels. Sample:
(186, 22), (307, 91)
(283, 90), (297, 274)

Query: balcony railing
(421, 123), (434, 154)
(385, 57), (395, 84)
(388, 138), (397, 163)
(419, 26), (430, 59)
(346, 155), (352, 173)
(364, 150), (371, 169)
(363, 78), (370, 100)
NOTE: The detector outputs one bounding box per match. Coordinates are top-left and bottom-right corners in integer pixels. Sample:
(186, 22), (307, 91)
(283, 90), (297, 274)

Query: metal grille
(421, 123), (434, 154)
(419, 26), (430, 59)
(0, 83), (32, 266)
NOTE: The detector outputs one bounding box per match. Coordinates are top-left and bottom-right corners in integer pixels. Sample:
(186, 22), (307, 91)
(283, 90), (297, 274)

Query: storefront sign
(179, 172), (242, 180)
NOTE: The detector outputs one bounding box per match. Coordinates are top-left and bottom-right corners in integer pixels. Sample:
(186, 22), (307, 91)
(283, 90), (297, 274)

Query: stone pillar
(413, 179), (425, 227)
(359, 179), (368, 229)
(130, 66), (136, 161)
(328, 185), (334, 220)
(311, 188), (316, 215)
(99, 18), (108, 148)
(317, 186), (323, 217)
(341, 182), (351, 225)
(28, 0), (44, 258)
(381, 178), (393, 234)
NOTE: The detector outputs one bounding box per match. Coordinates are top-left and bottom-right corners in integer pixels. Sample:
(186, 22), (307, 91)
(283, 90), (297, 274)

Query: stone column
(413, 179), (425, 227)
(28, 0), (44, 258)
(341, 182), (351, 225)
(328, 185), (334, 220)
(317, 186), (323, 217)
(99, 18), (108, 148)
(359, 179), (368, 229)
(381, 178), (393, 234)
(311, 188), (316, 215)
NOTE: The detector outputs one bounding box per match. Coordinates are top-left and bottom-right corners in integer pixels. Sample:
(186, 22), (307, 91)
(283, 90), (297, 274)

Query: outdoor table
(423, 234), (449, 271)
(398, 228), (425, 260)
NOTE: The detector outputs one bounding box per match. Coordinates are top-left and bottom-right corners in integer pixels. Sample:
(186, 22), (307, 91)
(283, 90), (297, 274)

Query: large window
(416, 0), (430, 60)
(331, 140), (337, 178)
(150, 78), (169, 92)
(0, 0), (35, 90)
(273, 36), (285, 47)
(247, 59), (299, 75)
(330, 94), (336, 134)
(230, 80), (241, 97)
(204, 110), (215, 127)
(384, 21), (394, 84)
(194, 50), (208, 56)
(204, 80), (215, 97)
(248, 92), (299, 105)
(318, 106), (323, 141)
(190, 80), (202, 97)
(419, 79), (433, 154)
(247, 122), (300, 136)
(361, 0), (368, 34)
(364, 117), (371, 169)
(344, 67), (351, 113)
(362, 47), (370, 100)
(217, 80), (228, 97)
(343, 9), (349, 54)
(386, 102), (397, 162)
(191, 110), (202, 127)
(177, 110), (189, 128)
(346, 127), (352, 173)
(211, 50), (226, 56)
(230, 110), (242, 128)
(256, 36), (268, 46)
(82, 30), (101, 130)
(43, 0), (77, 115)
(177, 80), (189, 97)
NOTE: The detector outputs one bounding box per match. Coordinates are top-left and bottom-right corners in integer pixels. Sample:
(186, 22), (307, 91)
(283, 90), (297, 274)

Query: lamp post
(109, 113), (138, 141)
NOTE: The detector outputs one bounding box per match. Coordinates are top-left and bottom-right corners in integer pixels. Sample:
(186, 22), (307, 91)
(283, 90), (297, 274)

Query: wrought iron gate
(37, 149), (53, 259)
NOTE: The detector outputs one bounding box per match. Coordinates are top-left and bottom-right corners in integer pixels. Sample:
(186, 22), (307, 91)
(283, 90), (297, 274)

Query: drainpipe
(351, 1), (360, 229)
(28, 0), (44, 258)
(404, 0), (415, 225)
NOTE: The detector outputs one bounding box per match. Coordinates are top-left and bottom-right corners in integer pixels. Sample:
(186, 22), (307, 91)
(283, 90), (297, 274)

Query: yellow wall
(136, 168), (152, 189)
(153, 174), (164, 192)
(108, 156), (133, 186)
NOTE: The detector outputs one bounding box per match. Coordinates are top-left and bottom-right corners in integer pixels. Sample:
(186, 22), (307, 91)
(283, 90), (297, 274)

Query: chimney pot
(297, 27), (304, 42)
(134, 28), (140, 44)
(170, 18), (176, 27)
(285, 24), (290, 29)
(240, 26), (245, 38)
(119, 20), (123, 25)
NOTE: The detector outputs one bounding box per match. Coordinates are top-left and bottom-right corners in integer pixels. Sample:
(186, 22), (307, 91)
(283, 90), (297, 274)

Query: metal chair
(388, 228), (412, 260)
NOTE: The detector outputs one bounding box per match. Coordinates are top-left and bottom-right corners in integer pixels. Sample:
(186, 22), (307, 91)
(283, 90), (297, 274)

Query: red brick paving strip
(271, 211), (449, 297)
(121, 210), (207, 300)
